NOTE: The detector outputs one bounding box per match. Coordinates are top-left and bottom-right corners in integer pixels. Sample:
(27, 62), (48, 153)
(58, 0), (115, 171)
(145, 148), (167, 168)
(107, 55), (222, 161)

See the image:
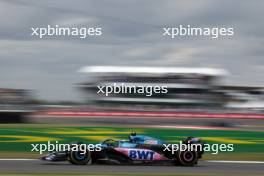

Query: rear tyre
(175, 150), (198, 166)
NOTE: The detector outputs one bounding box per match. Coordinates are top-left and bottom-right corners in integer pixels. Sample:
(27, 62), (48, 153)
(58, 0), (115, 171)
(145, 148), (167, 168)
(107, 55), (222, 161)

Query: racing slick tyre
(182, 137), (204, 159)
(68, 142), (91, 165)
(175, 150), (198, 166)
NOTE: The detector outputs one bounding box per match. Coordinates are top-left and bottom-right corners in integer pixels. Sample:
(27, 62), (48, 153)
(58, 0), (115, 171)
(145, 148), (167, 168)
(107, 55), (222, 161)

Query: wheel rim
(183, 151), (194, 162)
(74, 151), (86, 160)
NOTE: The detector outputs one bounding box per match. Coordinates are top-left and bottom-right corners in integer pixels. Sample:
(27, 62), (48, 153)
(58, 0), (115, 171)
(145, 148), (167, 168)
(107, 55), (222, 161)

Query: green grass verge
(0, 125), (263, 161)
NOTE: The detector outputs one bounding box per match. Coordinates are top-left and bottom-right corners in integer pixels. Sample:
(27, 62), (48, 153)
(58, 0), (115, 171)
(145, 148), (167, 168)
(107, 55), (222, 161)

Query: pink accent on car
(114, 147), (168, 161)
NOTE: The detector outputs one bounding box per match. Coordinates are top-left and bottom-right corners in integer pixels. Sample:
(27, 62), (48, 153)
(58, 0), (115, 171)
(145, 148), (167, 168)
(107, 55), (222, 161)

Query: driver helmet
(129, 131), (137, 142)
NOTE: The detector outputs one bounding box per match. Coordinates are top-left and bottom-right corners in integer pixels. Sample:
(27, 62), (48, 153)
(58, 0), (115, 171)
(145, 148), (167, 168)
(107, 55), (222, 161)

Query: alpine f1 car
(41, 132), (204, 166)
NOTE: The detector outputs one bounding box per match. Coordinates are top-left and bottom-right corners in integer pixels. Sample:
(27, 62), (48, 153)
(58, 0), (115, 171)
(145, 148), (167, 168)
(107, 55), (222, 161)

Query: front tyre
(68, 144), (91, 165)
(175, 150), (198, 166)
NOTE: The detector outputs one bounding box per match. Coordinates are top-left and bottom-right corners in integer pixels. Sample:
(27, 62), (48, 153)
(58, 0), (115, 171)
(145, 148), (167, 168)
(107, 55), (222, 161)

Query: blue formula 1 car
(41, 132), (204, 166)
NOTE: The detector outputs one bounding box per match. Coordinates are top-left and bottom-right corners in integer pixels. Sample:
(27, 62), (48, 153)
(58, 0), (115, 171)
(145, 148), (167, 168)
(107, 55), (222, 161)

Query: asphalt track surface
(0, 160), (263, 175)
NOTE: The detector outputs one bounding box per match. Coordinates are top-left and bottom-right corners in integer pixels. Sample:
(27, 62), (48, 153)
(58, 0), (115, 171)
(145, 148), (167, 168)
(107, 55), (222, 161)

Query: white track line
(0, 159), (37, 161)
(0, 159), (263, 164)
(206, 160), (264, 164)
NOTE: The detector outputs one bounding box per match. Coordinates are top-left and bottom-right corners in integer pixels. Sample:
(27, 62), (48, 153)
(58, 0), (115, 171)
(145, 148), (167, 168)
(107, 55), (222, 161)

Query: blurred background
(0, 0), (263, 175)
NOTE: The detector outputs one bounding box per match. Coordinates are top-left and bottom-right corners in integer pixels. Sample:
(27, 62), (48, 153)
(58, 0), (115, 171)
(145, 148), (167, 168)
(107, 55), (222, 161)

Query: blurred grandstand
(0, 88), (34, 122)
(2, 66), (264, 123)
(79, 66), (264, 112)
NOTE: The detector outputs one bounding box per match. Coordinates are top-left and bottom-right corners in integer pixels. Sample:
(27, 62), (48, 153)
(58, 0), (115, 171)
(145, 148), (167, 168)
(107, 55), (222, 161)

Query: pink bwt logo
(129, 149), (155, 160)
